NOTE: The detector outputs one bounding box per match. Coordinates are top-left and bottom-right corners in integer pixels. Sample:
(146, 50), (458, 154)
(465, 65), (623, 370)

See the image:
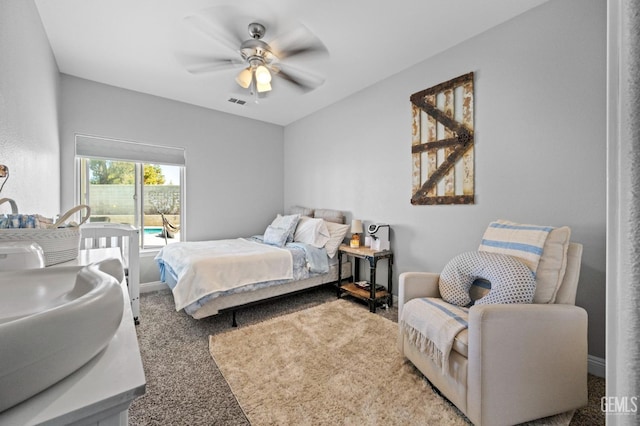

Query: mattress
(188, 260), (352, 319)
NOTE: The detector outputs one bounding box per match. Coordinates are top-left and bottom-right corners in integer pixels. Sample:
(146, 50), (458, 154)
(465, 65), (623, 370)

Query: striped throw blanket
(478, 220), (552, 274)
(400, 297), (469, 373)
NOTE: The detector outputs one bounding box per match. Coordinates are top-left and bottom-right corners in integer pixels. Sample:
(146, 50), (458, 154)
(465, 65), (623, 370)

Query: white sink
(0, 258), (125, 412)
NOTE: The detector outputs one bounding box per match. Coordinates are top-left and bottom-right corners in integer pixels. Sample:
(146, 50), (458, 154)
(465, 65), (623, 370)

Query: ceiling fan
(178, 8), (329, 100)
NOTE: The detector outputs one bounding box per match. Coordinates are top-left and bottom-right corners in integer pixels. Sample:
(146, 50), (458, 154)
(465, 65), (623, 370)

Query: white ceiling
(34, 0), (548, 126)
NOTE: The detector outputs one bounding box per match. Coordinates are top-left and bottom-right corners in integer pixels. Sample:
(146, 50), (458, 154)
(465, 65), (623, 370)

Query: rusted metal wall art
(410, 72), (475, 205)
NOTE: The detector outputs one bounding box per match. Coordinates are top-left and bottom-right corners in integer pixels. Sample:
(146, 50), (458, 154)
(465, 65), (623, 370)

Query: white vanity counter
(0, 249), (146, 425)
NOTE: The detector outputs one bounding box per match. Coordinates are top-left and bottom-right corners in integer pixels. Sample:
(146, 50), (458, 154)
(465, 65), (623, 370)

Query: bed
(155, 207), (352, 323)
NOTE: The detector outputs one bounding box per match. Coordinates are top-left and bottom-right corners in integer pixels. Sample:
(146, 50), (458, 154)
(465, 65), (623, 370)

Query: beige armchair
(398, 242), (587, 426)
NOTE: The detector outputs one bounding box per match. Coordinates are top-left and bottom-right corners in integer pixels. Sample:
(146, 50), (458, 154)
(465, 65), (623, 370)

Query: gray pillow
(270, 214), (300, 242)
(263, 225), (289, 247)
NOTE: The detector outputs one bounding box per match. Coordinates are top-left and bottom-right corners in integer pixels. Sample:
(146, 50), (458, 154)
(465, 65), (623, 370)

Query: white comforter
(157, 238), (293, 311)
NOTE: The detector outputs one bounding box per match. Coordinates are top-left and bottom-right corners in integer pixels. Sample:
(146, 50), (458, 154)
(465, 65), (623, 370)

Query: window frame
(75, 134), (186, 250)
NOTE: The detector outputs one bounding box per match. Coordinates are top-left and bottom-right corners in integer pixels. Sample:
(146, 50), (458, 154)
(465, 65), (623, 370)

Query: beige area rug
(209, 299), (573, 426)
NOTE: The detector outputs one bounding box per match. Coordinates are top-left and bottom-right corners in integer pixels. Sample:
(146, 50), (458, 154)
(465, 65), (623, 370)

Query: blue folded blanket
(288, 242), (329, 274)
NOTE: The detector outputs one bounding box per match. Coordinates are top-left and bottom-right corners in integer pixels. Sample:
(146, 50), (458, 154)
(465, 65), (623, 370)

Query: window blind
(75, 134), (185, 166)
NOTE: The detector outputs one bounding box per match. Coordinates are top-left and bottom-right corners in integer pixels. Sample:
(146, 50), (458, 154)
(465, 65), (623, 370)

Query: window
(76, 135), (185, 249)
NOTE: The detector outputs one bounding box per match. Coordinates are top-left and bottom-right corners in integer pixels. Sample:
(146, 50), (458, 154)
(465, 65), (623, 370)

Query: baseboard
(140, 281), (169, 293)
(588, 354), (606, 378)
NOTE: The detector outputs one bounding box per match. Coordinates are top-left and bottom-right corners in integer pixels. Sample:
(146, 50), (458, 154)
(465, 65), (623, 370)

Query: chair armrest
(467, 304), (588, 426)
(398, 272), (441, 318)
(397, 272), (441, 353)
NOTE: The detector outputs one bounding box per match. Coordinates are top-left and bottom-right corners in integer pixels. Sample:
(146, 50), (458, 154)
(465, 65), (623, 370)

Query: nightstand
(337, 244), (393, 313)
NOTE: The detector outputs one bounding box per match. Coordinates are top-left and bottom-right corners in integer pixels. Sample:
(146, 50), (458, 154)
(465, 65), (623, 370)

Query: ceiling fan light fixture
(255, 65), (271, 84)
(235, 68), (253, 89)
(256, 81), (272, 93)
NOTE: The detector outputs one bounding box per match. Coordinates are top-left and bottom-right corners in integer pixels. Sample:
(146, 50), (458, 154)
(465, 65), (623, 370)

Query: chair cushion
(439, 251), (536, 306)
(452, 329), (469, 358)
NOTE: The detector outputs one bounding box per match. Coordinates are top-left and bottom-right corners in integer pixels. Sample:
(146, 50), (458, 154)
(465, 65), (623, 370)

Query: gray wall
(59, 75), (285, 241)
(284, 0), (606, 359)
(0, 0), (60, 216)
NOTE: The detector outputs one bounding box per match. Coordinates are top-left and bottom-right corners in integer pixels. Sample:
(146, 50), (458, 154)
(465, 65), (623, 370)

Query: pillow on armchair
(478, 220), (551, 271)
(439, 251), (536, 307)
(533, 226), (571, 303)
(478, 220), (571, 303)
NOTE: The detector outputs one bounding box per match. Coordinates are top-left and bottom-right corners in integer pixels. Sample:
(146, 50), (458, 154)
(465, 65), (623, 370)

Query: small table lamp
(350, 219), (363, 248)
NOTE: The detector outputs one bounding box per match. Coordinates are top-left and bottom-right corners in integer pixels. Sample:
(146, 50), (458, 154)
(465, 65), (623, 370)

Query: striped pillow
(478, 220), (552, 274)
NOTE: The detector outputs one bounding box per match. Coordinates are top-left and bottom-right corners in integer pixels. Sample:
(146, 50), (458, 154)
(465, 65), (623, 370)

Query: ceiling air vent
(228, 97), (247, 105)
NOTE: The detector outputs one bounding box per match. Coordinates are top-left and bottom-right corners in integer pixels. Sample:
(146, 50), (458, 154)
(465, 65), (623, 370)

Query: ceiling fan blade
(185, 3), (279, 51)
(183, 10), (244, 54)
(274, 63), (326, 92)
(187, 60), (241, 75)
(269, 24), (329, 61)
(176, 53), (244, 74)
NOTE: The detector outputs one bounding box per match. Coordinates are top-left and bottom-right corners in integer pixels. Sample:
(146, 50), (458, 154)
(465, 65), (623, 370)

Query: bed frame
(164, 207), (353, 325)
(190, 260), (352, 325)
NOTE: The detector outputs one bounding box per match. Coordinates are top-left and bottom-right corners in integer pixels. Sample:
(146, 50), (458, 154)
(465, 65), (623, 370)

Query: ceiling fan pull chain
(252, 78), (259, 104)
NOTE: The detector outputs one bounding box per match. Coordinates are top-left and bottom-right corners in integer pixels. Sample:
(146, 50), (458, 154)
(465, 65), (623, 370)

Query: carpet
(209, 299), (573, 426)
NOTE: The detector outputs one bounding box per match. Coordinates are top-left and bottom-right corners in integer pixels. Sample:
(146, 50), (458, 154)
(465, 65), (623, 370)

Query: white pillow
(293, 216), (330, 248)
(324, 220), (350, 258)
